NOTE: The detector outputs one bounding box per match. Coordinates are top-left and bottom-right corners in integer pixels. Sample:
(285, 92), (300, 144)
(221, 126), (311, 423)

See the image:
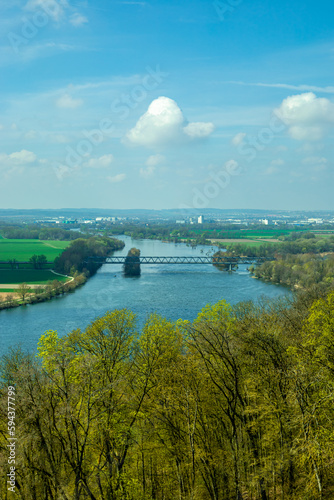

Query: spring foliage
(1, 290), (334, 499)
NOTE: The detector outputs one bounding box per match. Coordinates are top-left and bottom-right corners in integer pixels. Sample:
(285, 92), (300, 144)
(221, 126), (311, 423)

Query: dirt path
(0, 272), (72, 289)
(43, 242), (63, 249)
(50, 270), (74, 282)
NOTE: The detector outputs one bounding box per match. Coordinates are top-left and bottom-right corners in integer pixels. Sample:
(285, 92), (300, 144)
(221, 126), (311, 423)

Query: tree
(29, 254), (39, 269)
(123, 248), (141, 276)
(37, 254), (48, 269)
(17, 283), (31, 301)
(8, 259), (18, 270)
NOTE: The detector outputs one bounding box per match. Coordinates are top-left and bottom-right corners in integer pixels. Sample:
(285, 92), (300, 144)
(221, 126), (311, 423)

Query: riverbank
(0, 236), (125, 312)
(249, 253), (334, 291)
(0, 273), (86, 311)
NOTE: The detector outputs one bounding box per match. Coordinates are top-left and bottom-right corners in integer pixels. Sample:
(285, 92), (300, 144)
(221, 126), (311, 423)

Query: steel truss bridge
(86, 256), (266, 266)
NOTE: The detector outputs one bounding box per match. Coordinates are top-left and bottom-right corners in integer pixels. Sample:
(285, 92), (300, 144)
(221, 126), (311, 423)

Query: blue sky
(0, 0), (333, 210)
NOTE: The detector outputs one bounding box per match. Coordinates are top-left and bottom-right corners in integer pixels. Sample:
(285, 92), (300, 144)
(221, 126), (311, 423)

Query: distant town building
(308, 218), (323, 224)
(261, 219), (269, 225)
(198, 215), (204, 224)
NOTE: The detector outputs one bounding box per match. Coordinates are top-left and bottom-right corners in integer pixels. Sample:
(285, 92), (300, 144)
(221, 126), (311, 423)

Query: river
(0, 237), (291, 353)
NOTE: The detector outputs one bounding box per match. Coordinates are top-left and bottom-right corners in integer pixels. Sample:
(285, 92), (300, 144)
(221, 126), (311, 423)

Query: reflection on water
(0, 237), (291, 353)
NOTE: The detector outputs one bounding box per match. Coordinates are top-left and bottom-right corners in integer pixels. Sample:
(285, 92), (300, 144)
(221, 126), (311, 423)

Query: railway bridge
(85, 255), (268, 271)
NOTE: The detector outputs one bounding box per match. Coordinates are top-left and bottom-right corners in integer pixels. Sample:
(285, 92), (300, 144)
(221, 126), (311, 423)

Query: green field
(0, 270), (69, 284)
(227, 240), (275, 247)
(0, 239), (69, 261)
(192, 228), (307, 239)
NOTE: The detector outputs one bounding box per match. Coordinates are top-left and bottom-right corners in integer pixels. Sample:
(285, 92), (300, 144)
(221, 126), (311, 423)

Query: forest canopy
(1, 285), (334, 499)
(54, 236), (124, 276)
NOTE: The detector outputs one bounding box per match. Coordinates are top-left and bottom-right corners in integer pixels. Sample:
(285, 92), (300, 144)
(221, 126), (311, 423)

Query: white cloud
(275, 92), (334, 141)
(56, 93), (83, 109)
(8, 150), (36, 164)
(69, 13), (88, 26)
(231, 132), (246, 146)
(0, 150), (37, 171)
(146, 154), (165, 167)
(302, 156), (328, 165)
(139, 154), (165, 178)
(83, 154), (114, 169)
(183, 122), (214, 139)
(0, 124), (4, 130)
(126, 96), (214, 148)
(108, 173), (126, 183)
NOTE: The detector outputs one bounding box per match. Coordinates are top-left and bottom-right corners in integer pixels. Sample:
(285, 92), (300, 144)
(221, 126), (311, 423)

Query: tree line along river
(0, 237), (291, 353)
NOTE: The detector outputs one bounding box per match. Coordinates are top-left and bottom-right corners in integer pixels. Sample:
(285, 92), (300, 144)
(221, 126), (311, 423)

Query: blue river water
(0, 237), (291, 353)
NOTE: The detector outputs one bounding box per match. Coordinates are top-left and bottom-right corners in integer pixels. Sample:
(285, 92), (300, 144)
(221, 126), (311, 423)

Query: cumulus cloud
(126, 96), (214, 148)
(183, 122), (214, 139)
(275, 92), (334, 141)
(83, 154), (114, 169)
(140, 154), (165, 178)
(0, 150), (37, 165)
(231, 132), (246, 146)
(56, 93), (83, 109)
(108, 173), (126, 183)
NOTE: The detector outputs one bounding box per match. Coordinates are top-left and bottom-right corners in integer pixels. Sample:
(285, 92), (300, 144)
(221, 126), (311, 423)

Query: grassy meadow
(0, 239), (71, 284)
(0, 239), (69, 261)
(0, 270), (69, 284)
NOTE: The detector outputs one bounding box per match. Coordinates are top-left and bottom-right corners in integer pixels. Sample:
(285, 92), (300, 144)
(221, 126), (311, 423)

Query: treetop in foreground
(1, 286), (334, 499)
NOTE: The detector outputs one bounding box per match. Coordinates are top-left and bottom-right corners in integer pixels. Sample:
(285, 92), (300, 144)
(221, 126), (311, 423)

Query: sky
(0, 0), (333, 210)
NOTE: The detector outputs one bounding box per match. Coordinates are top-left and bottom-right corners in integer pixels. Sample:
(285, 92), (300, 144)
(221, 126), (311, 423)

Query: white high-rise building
(198, 215), (204, 224)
